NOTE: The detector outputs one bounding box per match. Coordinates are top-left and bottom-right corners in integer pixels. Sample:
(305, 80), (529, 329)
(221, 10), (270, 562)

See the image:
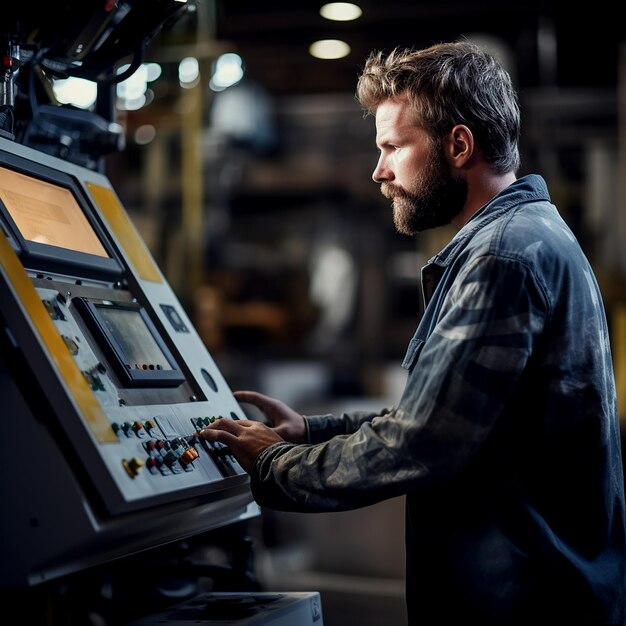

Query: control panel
(0, 137), (258, 587)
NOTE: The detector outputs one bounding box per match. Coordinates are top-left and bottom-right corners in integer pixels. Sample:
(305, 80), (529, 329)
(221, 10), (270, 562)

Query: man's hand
(199, 417), (286, 473)
(234, 390), (308, 444)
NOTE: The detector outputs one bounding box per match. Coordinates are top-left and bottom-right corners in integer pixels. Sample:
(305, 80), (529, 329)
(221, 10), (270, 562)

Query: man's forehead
(375, 98), (415, 134)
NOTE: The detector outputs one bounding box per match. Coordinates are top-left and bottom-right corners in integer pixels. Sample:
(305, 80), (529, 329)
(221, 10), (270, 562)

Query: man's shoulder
(497, 200), (577, 253)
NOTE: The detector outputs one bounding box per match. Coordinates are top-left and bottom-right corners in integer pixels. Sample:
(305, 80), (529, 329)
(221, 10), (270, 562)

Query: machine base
(124, 591), (323, 625)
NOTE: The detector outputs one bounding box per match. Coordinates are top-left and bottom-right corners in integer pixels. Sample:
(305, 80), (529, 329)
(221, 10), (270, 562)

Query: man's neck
(452, 171), (517, 229)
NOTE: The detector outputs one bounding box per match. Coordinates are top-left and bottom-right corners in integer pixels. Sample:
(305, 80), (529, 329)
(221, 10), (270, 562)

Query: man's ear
(444, 124), (474, 169)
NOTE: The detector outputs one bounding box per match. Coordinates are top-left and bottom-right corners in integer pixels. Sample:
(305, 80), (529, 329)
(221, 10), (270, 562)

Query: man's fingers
(234, 390), (274, 411)
(199, 427), (238, 446)
(233, 390), (256, 402)
(200, 417), (254, 437)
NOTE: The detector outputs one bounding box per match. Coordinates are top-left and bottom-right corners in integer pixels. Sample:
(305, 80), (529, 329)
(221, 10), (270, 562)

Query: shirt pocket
(401, 336), (425, 371)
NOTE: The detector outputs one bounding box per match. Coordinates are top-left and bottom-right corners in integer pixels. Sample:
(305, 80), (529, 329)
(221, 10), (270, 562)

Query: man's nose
(372, 154), (391, 183)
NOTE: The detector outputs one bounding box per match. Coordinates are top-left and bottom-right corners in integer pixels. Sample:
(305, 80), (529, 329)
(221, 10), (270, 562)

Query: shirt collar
(427, 174), (551, 268)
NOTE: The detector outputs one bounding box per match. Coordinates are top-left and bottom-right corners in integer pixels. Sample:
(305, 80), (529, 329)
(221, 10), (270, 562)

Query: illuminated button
(179, 447), (199, 467)
(122, 457), (145, 478)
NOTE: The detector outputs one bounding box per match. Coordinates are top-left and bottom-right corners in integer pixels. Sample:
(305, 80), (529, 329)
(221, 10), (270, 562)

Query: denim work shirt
(250, 175), (626, 625)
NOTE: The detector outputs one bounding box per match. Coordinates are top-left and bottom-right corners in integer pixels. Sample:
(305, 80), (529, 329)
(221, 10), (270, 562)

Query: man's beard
(381, 144), (467, 235)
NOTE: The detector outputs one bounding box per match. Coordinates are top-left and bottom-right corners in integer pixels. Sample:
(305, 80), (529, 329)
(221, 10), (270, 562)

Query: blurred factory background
(104, 2), (626, 623)
(19, 1), (626, 623)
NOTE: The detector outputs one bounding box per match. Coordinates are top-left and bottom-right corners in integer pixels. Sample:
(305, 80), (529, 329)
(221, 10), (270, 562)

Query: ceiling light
(52, 77), (97, 109)
(309, 39), (351, 60)
(320, 3), (362, 21)
(134, 124), (157, 145)
(209, 53), (244, 92)
(179, 56), (200, 88)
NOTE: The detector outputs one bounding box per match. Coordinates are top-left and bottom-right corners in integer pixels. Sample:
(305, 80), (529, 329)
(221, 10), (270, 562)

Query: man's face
(372, 98), (467, 235)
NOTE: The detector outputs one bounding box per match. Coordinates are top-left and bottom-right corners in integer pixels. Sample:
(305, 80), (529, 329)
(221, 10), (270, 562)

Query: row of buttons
(122, 435), (201, 478)
(120, 416), (238, 478)
(191, 416), (240, 477)
(142, 436), (200, 475)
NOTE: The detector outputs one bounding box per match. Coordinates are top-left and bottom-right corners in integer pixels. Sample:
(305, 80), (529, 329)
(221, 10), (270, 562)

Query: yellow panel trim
(0, 230), (116, 443)
(85, 182), (162, 283)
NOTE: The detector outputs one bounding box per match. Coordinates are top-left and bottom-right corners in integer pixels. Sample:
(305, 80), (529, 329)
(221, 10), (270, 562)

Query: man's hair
(356, 40), (521, 173)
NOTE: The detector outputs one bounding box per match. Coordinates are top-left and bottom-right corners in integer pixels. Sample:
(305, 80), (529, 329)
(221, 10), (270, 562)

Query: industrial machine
(0, 2), (323, 623)
(0, 131), (257, 586)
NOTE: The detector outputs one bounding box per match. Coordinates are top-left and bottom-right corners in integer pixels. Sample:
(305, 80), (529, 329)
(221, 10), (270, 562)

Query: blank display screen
(98, 306), (174, 371)
(74, 298), (185, 388)
(0, 166), (109, 258)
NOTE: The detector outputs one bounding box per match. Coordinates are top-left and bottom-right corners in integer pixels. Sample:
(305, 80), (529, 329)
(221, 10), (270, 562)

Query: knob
(122, 457), (145, 478)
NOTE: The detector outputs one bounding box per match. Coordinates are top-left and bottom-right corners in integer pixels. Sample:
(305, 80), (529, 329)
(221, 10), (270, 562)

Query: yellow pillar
(180, 77), (204, 305)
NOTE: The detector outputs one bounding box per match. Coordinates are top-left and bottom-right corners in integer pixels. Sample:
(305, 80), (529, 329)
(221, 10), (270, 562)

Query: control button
(153, 415), (178, 438)
(179, 447), (199, 467)
(146, 457), (160, 474)
(162, 450), (178, 466)
(132, 421), (148, 438)
(61, 335), (78, 355)
(47, 299), (66, 321)
(144, 439), (158, 454)
(122, 457), (145, 478)
(161, 304), (189, 333)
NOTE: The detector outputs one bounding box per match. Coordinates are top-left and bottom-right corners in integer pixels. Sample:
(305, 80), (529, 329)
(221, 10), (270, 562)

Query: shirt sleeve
(305, 407), (396, 444)
(251, 254), (549, 512)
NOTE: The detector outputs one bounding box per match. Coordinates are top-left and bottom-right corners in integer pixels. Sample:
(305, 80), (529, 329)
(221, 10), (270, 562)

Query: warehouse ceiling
(206, 0), (624, 96)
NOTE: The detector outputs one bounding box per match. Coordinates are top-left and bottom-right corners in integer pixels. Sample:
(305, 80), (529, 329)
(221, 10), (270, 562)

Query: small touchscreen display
(97, 306), (174, 372)
(74, 298), (185, 388)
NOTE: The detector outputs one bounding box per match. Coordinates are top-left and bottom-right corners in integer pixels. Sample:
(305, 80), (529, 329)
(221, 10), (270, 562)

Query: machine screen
(98, 305), (174, 372)
(74, 298), (186, 388)
(0, 165), (109, 258)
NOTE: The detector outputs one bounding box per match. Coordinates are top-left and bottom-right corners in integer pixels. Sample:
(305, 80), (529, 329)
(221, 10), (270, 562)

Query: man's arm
(203, 254), (548, 512)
